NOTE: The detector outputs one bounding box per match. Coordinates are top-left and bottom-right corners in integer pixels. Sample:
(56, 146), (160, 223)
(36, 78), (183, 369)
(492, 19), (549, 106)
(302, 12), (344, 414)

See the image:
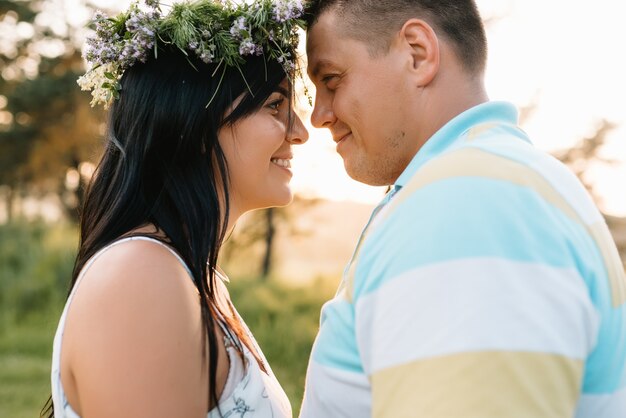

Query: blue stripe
(354, 177), (603, 298)
(584, 303), (626, 393)
(312, 298), (364, 374)
(354, 175), (626, 392)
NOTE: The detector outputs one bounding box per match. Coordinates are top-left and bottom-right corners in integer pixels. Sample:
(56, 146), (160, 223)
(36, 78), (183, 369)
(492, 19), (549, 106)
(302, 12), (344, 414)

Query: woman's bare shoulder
(61, 238), (209, 417)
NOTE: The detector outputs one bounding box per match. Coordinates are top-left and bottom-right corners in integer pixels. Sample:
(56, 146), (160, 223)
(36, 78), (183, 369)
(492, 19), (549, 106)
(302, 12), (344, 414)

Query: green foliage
(0, 315), (59, 418)
(0, 222), (77, 330)
(0, 222), (334, 417)
(0, 221), (78, 418)
(1, 70), (101, 189)
(82, 0), (304, 107)
(228, 277), (335, 406)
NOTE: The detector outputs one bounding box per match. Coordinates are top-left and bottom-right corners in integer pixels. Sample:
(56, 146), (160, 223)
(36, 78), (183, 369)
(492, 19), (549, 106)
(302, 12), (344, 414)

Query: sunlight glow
(293, 0), (626, 214)
(70, 0), (626, 214)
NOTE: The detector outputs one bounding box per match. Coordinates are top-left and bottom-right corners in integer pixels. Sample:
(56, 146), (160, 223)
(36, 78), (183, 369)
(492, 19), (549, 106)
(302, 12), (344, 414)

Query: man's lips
(333, 132), (352, 144)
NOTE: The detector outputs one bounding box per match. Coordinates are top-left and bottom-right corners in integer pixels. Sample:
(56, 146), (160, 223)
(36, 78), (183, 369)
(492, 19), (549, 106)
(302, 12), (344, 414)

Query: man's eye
(321, 74), (340, 90)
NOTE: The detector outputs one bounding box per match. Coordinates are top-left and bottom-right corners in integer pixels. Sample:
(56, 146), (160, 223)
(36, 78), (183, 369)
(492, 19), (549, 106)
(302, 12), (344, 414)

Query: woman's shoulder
(68, 235), (200, 332)
(64, 235), (203, 349)
(60, 236), (210, 416)
(78, 236), (195, 299)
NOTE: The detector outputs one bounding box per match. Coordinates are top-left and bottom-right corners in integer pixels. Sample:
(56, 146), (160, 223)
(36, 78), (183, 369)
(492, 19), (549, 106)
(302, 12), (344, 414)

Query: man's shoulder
(399, 131), (601, 222)
(414, 129), (556, 189)
(372, 130), (604, 246)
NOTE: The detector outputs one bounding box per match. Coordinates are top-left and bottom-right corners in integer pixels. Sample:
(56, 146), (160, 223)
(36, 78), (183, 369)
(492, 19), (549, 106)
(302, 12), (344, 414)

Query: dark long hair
(42, 45), (293, 417)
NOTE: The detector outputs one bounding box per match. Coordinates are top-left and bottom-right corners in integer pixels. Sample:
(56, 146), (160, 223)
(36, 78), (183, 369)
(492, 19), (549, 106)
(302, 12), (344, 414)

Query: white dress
(50, 236), (292, 418)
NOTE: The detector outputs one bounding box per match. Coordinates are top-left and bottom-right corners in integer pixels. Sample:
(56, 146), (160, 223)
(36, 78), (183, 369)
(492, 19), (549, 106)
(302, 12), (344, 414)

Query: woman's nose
(287, 113), (309, 145)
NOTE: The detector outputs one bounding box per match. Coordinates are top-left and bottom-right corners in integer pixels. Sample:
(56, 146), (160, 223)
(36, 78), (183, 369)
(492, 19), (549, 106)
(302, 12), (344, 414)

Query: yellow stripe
(466, 122), (498, 141)
(362, 147), (625, 307)
(589, 222), (626, 306)
(385, 147), (581, 223)
(372, 351), (583, 418)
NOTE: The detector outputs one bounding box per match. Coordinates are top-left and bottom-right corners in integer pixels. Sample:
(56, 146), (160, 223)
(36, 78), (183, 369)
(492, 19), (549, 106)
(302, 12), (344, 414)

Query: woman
(44, 1), (308, 417)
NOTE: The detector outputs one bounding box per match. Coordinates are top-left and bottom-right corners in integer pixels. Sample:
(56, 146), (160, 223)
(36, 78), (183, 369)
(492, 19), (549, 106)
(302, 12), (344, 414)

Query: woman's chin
(269, 189), (294, 208)
(248, 189), (294, 212)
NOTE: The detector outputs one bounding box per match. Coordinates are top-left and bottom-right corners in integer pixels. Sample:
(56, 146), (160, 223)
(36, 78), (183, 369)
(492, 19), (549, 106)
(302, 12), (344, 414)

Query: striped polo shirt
(300, 101), (626, 418)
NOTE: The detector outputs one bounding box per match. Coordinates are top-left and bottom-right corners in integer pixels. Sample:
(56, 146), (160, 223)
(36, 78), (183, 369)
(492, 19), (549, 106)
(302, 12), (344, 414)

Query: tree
(552, 120), (626, 264)
(222, 197), (320, 279)
(0, 0), (104, 221)
(552, 119), (617, 204)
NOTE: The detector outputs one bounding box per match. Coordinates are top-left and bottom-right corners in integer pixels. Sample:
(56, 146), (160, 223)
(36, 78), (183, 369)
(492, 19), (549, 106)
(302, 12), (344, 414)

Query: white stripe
(505, 144), (603, 226)
(300, 360), (371, 418)
(575, 386), (626, 418)
(478, 136), (604, 225)
(355, 258), (600, 374)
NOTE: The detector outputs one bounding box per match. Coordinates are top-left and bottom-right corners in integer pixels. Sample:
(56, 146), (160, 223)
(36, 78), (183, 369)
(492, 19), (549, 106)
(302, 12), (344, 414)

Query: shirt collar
(395, 101), (519, 188)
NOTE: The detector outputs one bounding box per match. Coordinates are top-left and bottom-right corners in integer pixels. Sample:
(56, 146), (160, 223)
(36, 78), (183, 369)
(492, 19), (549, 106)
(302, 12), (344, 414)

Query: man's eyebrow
(308, 59), (334, 79)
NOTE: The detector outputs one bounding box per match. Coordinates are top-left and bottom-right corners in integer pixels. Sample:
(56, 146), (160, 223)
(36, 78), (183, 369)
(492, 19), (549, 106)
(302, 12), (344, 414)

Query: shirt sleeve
(352, 173), (600, 418)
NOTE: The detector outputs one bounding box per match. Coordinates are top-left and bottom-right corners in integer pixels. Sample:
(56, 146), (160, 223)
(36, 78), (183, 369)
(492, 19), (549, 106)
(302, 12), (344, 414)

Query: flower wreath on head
(77, 0), (306, 109)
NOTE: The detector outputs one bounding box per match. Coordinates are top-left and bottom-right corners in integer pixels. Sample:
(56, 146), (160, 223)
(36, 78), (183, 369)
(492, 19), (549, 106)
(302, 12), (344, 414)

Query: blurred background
(1, 0), (625, 416)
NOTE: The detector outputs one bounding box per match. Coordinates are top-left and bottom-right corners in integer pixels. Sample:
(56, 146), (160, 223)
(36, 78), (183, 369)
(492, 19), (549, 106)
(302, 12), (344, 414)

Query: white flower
(77, 63), (120, 108)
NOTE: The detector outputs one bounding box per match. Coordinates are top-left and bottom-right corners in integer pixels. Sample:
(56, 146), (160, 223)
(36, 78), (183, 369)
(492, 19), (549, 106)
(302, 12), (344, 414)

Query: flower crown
(77, 0), (305, 108)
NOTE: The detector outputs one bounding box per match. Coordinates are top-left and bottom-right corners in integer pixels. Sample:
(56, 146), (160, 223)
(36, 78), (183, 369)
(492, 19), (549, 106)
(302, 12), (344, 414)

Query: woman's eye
(267, 98), (285, 111)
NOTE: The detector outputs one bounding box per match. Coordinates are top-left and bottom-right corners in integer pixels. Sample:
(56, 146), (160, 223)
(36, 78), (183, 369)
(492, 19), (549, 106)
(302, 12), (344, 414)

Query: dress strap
(70, 236), (194, 300)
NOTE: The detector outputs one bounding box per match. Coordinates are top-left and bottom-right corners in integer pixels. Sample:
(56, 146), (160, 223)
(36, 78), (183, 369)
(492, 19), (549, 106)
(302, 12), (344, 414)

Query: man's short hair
(305, 0), (488, 76)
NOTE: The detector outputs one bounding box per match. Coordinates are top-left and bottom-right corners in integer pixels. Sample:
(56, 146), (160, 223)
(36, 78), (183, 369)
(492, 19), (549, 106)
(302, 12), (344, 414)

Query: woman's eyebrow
(272, 86), (290, 97)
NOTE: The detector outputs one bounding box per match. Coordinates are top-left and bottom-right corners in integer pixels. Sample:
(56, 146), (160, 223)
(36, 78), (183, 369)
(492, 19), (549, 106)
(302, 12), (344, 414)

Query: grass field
(0, 315), (60, 418)
(0, 221), (335, 417)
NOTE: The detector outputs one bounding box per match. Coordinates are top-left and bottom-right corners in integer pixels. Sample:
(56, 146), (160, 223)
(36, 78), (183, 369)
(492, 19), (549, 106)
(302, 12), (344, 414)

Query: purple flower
(238, 38), (262, 56)
(230, 16), (248, 39)
(83, 6), (157, 69)
(272, 0), (303, 23)
(79, 0), (305, 110)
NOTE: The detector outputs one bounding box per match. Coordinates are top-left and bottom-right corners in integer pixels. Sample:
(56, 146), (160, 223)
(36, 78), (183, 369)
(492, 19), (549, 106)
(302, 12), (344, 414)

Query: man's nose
(310, 93), (336, 129)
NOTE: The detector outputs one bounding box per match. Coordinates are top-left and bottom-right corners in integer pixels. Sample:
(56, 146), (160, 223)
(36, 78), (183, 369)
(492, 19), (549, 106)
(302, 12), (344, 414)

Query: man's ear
(398, 18), (440, 87)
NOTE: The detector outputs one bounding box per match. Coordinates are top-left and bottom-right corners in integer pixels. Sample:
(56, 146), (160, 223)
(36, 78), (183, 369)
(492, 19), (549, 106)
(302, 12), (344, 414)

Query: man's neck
(418, 77), (488, 149)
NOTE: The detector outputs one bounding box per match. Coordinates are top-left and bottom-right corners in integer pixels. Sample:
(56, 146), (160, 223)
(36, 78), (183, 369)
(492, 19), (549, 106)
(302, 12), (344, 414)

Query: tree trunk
(261, 208), (275, 279)
(5, 186), (13, 223)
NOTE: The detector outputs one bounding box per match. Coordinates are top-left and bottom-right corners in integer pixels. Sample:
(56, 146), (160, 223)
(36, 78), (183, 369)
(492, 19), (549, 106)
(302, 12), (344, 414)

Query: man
(301, 1), (626, 417)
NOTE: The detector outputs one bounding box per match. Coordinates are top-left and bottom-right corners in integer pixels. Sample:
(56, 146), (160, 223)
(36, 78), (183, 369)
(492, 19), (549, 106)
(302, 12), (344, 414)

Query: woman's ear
(398, 18), (440, 87)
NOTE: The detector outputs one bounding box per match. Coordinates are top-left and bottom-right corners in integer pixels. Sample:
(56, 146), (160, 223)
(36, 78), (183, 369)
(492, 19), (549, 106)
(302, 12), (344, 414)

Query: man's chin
(344, 162), (393, 187)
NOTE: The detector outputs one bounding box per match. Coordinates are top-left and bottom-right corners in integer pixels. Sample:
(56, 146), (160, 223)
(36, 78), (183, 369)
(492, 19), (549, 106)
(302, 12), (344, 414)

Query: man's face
(307, 11), (417, 186)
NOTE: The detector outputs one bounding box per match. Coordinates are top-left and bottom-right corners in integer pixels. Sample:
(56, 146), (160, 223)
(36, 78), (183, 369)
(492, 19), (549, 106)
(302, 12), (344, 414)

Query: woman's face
(219, 79), (309, 216)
